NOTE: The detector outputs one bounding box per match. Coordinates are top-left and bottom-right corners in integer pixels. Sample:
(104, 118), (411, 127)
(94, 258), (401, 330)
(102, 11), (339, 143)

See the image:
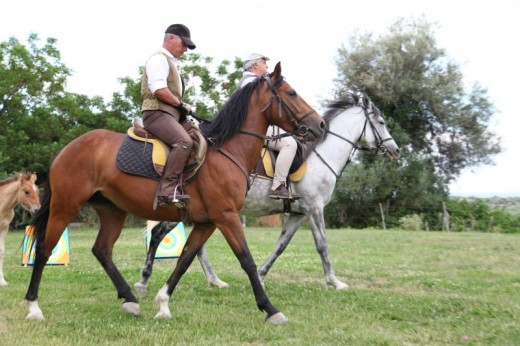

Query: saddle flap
(120, 118), (208, 182)
(260, 148), (307, 182)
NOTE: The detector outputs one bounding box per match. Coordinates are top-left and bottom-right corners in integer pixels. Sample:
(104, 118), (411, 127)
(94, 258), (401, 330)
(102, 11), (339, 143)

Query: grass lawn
(0, 226), (519, 345)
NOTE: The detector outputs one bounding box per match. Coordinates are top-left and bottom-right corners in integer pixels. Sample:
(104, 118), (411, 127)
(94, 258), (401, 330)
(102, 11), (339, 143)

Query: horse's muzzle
(383, 147), (401, 161)
(301, 119), (326, 142)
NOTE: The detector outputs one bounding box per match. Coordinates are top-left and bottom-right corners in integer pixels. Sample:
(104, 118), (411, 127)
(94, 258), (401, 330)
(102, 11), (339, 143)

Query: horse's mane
(294, 93), (360, 163)
(0, 176), (17, 187)
(0, 172), (30, 187)
(322, 93), (359, 125)
(201, 77), (265, 148)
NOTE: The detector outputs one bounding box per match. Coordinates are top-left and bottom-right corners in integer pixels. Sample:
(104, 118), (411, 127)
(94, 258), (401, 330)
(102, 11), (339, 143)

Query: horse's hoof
(154, 310), (172, 319)
(26, 311), (45, 321)
(0, 280), (8, 287)
(208, 278), (229, 289)
(25, 300), (44, 321)
(335, 282), (349, 290)
(121, 302), (140, 316)
(266, 312), (288, 325)
(326, 281), (349, 290)
(134, 282), (147, 294)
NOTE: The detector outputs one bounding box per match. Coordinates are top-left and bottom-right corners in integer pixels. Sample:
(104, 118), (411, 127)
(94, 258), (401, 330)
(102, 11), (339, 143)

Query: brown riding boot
(269, 183), (301, 200)
(157, 144), (191, 207)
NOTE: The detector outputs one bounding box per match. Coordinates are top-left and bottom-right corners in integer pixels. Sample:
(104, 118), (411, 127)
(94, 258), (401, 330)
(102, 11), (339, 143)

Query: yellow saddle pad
(261, 148), (307, 182)
(127, 128), (168, 166)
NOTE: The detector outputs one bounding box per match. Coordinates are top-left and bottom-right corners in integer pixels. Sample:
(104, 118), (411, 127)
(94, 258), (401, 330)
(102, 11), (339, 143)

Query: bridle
(313, 104), (394, 181)
(238, 75), (317, 140)
(213, 75), (318, 191)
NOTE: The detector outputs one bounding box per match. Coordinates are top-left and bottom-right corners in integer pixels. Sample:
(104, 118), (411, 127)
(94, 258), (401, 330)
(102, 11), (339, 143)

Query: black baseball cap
(165, 24), (196, 50)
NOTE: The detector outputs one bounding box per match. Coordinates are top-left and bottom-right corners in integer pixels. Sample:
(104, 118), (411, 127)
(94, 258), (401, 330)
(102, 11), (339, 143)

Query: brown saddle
(130, 117), (207, 181)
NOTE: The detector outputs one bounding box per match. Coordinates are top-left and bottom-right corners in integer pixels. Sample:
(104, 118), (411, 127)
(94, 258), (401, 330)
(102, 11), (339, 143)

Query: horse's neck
(225, 116), (269, 173)
(310, 110), (360, 175)
(0, 182), (19, 220)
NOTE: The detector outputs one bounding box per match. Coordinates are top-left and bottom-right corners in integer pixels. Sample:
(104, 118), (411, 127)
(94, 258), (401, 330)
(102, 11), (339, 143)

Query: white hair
(244, 58), (262, 71)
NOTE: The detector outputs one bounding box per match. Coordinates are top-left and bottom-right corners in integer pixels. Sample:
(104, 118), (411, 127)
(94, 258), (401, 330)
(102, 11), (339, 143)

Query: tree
(0, 34), (243, 180)
(181, 53), (244, 118)
(325, 17), (501, 228)
(0, 34), (129, 179)
(334, 17), (500, 181)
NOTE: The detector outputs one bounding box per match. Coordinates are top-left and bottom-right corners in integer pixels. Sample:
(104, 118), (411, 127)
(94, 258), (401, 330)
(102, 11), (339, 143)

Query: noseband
(217, 75), (318, 192)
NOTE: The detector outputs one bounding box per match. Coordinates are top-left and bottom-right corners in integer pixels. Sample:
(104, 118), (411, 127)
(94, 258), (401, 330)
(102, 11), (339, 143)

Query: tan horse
(25, 62), (325, 323)
(0, 172), (40, 286)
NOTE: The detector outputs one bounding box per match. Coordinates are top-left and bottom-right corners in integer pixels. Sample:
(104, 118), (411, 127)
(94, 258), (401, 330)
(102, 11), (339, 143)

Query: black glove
(177, 102), (192, 116)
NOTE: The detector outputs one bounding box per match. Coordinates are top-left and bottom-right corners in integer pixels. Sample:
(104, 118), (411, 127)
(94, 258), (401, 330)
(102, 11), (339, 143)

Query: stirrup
(157, 185), (190, 208)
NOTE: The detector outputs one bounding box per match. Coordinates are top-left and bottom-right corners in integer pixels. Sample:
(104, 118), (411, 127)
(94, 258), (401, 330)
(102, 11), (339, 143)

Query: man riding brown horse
(141, 24), (196, 208)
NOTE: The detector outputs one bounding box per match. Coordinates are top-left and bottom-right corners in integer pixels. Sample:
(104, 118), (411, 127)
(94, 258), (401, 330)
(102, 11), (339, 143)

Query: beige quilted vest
(141, 51), (183, 120)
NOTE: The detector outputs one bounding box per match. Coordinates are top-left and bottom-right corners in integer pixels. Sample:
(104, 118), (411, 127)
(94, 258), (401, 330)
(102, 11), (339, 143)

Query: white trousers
(265, 126), (297, 190)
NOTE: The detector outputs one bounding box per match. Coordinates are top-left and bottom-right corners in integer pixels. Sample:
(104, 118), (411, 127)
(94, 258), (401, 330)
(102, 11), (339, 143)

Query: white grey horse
(135, 93), (400, 293)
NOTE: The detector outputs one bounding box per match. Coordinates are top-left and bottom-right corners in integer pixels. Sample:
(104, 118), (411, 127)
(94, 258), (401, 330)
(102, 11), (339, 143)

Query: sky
(1, 0), (519, 197)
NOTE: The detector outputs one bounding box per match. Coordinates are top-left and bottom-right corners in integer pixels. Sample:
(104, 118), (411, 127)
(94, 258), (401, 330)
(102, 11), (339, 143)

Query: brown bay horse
(25, 62), (325, 324)
(136, 94), (401, 292)
(0, 172), (40, 286)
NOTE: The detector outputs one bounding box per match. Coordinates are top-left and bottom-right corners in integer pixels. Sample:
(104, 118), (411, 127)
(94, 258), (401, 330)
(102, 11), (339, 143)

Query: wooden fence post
(379, 203), (386, 230)
(442, 201), (450, 232)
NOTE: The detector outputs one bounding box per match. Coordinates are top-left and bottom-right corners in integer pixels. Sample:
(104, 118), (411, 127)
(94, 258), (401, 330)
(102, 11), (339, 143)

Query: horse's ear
(273, 62), (282, 79)
(362, 92), (371, 108)
(30, 173), (37, 183)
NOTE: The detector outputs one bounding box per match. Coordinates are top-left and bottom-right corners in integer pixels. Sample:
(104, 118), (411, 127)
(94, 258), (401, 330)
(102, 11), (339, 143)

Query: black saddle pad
(116, 136), (161, 180)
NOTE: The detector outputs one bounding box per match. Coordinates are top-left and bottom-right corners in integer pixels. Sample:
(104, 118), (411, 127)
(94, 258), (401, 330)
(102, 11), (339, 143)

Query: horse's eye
(288, 90), (297, 97)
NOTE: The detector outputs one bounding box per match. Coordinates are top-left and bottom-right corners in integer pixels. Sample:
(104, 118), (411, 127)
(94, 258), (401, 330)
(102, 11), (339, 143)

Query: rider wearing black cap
(141, 24), (196, 207)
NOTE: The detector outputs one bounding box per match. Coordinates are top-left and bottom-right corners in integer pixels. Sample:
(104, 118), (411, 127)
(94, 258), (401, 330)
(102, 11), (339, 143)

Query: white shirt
(238, 71), (261, 88)
(145, 47), (182, 94)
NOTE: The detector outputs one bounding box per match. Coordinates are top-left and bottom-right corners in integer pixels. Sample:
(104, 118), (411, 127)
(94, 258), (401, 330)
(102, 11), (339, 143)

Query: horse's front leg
(91, 207), (140, 316)
(197, 242), (229, 288)
(217, 214), (287, 325)
(135, 221), (175, 294)
(154, 223), (216, 319)
(307, 208), (348, 290)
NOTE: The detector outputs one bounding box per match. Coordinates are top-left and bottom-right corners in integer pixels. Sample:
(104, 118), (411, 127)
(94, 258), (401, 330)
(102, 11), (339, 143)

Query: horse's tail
(29, 180), (51, 251)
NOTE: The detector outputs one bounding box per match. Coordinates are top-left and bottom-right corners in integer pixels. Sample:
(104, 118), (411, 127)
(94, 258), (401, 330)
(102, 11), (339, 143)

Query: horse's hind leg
(258, 214), (306, 285)
(197, 243), (229, 288)
(91, 204), (140, 316)
(134, 221), (177, 293)
(25, 210), (74, 320)
(307, 208), (348, 290)
(0, 229), (8, 286)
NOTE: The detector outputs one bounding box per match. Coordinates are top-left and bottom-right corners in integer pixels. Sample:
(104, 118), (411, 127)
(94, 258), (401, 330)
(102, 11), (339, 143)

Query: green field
(1, 226), (519, 345)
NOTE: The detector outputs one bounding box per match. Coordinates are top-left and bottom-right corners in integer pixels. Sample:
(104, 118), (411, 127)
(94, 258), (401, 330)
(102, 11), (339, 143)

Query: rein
(314, 104), (393, 180)
(215, 75), (318, 192)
